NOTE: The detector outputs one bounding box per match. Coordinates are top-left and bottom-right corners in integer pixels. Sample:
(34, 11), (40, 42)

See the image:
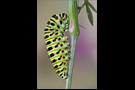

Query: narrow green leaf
(78, 24), (86, 29)
(77, 3), (85, 14)
(86, 1), (97, 13)
(86, 4), (93, 26)
(78, 7), (83, 14)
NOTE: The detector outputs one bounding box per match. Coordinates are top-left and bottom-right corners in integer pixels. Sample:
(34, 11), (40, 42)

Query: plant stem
(65, 35), (78, 89)
(65, 0), (80, 89)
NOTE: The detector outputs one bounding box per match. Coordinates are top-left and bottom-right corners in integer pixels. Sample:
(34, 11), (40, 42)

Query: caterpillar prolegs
(44, 13), (70, 80)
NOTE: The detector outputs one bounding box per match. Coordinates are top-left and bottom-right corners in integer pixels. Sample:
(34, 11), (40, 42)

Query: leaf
(86, 0), (97, 13)
(86, 4), (93, 26)
(78, 24), (86, 29)
(78, 7), (82, 14)
(77, 3), (85, 14)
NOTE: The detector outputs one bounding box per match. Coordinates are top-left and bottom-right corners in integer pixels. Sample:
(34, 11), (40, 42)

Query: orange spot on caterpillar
(57, 65), (59, 67)
(64, 68), (66, 70)
(63, 62), (65, 65)
(49, 55), (51, 57)
(48, 34), (50, 36)
(48, 28), (50, 30)
(51, 61), (53, 63)
(59, 18), (61, 21)
(55, 24), (58, 26)
(46, 43), (47, 45)
(47, 48), (49, 51)
(59, 43), (61, 46)
(63, 17), (65, 20)
(61, 56), (64, 59)
(54, 33), (56, 35)
(52, 46), (54, 48)
(59, 70), (61, 72)
(54, 29), (57, 31)
(56, 58), (58, 61)
(50, 40), (52, 43)
(49, 22), (51, 24)
(54, 53), (56, 55)
(57, 38), (59, 40)
(60, 50), (63, 52)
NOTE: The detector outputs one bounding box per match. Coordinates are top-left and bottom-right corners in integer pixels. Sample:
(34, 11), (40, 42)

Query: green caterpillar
(44, 13), (70, 80)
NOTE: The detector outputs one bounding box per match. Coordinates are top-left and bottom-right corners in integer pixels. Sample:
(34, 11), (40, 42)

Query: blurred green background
(37, 0), (97, 89)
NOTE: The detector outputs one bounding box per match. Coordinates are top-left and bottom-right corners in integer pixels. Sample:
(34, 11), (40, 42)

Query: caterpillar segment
(55, 63), (68, 79)
(50, 13), (69, 30)
(44, 13), (70, 80)
(45, 36), (68, 46)
(44, 28), (59, 32)
(45, 13), (69, 33)
(51, 55), (70, 65)
(44, 30), (64, 41)
(48, 49), (70, 60)
(46, 42), (70, 53)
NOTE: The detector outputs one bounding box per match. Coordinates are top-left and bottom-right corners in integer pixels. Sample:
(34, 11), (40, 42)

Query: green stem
(65, 35), (78, 89)
(65, 0), (80, 89)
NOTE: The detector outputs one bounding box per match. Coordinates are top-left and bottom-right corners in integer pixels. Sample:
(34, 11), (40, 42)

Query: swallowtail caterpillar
(44, 13), (70, 80)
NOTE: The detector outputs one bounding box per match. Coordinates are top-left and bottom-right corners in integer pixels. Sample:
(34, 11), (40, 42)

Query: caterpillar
(44, 13), (70, 80)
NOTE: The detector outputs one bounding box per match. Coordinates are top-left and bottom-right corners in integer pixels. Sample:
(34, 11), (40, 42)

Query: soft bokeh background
(37, 0), (97, 89)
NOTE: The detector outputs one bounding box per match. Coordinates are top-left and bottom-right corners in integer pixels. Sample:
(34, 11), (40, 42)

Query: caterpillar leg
(55, 63), (68, 80)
